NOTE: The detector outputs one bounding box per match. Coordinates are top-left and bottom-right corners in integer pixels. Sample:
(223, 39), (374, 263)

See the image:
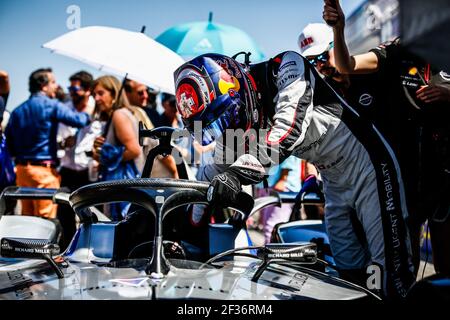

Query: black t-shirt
(369, 41), (450, 217)
(371, 41), (450, 126)
(327, 73), (382, 124)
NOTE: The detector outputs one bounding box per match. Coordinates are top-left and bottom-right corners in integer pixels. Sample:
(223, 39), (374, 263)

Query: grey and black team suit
(174, 51), (415, 299)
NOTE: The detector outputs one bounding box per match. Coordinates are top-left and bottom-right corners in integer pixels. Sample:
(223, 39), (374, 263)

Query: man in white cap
(298, 23), (335, 78)
(298, 23), (380, 119)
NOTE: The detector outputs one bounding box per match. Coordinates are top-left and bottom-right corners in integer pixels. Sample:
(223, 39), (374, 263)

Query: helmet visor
(183, 94), (242, 146)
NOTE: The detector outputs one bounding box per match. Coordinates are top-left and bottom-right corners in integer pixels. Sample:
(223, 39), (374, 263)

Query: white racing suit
(196, 51), (415, 298)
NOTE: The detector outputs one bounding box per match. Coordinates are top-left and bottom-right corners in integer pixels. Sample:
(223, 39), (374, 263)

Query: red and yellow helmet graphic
(175, 65), (216, 119)
(174, 54), (258, 134)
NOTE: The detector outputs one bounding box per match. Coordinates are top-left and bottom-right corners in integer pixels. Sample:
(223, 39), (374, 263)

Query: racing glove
(207, 155), (265, 227)
(207, 170), (246, 227)
(207, 175), (254, 228)
(207, 170), (242, 208)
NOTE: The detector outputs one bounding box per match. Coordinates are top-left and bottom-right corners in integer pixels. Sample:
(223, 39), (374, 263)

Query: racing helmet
(174, 54), (258, 146)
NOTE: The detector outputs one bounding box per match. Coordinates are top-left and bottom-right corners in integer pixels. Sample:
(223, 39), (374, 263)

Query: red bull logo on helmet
(218, 70), (240, 95)
(214, 58), (243, 95)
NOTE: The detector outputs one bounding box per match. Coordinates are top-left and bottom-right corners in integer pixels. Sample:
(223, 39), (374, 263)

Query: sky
(0, 0), (365, 111)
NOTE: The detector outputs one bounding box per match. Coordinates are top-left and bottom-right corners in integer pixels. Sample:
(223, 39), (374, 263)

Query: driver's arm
(265, 51), (314, 160)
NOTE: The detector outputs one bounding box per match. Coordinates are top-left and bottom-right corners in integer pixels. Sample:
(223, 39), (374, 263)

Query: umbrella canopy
(400, 0), (450, 71)
(43, 26), (185, 94)
(156, 13), (265, 63)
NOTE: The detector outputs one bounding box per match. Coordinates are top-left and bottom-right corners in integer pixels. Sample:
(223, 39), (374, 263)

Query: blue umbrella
(156, 12), (265, 63)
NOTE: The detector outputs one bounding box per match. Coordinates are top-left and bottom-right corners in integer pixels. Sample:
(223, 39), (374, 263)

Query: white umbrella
(43, 26), (185, 94)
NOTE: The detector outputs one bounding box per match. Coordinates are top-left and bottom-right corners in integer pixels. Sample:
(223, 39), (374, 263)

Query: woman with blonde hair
(92, 75), (144, 220)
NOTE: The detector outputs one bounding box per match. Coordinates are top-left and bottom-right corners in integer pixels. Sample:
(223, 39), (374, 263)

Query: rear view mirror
(252, 243), (317, 282)
(1, 237), (60, 258)
(1, 237), (64, 278)
(257, 243), (317, 264)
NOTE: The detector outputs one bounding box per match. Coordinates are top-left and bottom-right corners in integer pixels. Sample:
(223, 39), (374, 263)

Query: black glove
(207, 171), (241, 207)
(207, 170), (251, 228)
(207, 155), (265, 227)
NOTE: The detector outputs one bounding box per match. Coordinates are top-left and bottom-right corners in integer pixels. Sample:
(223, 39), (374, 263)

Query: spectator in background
(323, 0), (450, 276)
(92, 75), (143, 220)
(125, 79), (185, 178)
(5, 68), (90, 220)
(57, 71), (98, 249)
(0, 70), (15, 203)
(260, 156), (302, 243)
(55, 85), (70, 103)
(0, 71), (10, 130)
(124, 79), (161, 127)
(149, 93), (192, 179)
(124, 79), (154, 129)
(298, 23), (381, 119)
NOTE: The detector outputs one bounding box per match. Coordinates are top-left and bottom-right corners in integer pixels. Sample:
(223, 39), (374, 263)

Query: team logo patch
(300, 37), (314, 49)
(408, 67), (419, 76)
(359, 93), (374, 107)
(212, 58), (242, 95)
(215, 58), (242, 79)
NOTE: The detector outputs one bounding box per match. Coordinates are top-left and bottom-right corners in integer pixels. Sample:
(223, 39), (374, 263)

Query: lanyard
(424, 63), (431, 84)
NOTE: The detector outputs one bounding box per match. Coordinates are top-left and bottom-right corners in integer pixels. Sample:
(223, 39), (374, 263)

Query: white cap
(298, 23), (333, 57)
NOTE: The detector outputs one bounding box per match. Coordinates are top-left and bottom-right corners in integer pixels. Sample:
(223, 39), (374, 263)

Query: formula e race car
(0, 178), (378, 300)
(0, 125), (386, 300)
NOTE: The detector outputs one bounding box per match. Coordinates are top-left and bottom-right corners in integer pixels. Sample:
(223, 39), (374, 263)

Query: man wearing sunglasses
(299, 23), (336, 79)
(298, 23), (380, 120)
(124, 79), (161, 128)
(123, 79), (181, 179)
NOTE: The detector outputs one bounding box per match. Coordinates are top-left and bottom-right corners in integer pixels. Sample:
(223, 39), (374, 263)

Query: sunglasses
(68, 85), (83, 93)
(307, 51), (329, 66)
